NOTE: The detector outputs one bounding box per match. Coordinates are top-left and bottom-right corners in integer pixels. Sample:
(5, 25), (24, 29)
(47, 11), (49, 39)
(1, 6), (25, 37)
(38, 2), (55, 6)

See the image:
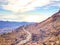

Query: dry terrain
(0, 10), (60, 45)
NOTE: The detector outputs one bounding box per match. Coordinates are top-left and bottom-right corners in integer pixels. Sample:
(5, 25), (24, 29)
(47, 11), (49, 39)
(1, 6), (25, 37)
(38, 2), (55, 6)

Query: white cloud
(0, 0), (8, 5)
(0, 0), (60, 22)
(1, 0), (60, 13)
(50, 0), (60, 8)
(2, 0), (51, 12)
(0, 14), (51, 22)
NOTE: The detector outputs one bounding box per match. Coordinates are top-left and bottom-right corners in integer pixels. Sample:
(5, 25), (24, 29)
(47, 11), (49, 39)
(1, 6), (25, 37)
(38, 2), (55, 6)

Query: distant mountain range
(0, 21), (34, 29)
(0, 21), (34, 34)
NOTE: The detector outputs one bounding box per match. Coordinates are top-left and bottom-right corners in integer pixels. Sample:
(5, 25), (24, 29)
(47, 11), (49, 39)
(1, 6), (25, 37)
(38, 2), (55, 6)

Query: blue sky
(0, 0), (60, 22)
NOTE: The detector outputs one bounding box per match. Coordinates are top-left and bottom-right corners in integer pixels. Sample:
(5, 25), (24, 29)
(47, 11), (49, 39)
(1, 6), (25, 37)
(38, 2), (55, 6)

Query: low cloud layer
(0, 14), (51, 22)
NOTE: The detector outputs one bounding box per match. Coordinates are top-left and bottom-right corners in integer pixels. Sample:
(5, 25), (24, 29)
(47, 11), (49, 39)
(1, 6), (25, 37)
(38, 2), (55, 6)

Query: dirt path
(16, 28), (31, 45)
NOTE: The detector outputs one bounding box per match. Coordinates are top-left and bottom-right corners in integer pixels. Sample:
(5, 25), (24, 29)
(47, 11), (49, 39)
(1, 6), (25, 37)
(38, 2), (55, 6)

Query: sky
(0, 0), (60, 22)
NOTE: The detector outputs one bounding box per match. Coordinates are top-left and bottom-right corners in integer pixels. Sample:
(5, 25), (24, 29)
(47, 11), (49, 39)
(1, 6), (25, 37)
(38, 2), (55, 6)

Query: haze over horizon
(0, 0), (60, 22)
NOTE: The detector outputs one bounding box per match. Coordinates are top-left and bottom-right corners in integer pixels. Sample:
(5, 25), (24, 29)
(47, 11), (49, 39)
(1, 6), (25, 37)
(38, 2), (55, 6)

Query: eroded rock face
(53, 16), (60, 30)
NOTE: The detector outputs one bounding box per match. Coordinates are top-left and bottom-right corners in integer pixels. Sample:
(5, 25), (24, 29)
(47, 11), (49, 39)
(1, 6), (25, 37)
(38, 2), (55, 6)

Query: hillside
(0, 10), (60, 45)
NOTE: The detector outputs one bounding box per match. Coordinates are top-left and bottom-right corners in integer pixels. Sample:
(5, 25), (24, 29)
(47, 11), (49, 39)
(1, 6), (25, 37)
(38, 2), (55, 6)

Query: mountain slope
(0, 10), (60, 45)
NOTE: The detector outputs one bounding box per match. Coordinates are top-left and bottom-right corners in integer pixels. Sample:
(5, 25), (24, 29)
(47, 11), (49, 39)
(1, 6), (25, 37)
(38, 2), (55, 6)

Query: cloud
(0, 0), (8, 5)
(0, 0), (60, 13)
(50, 0), (60, 8)
(40, 0), (60, 10)
(0, 0), (60, 22)
(2, 0), (51, 13)
(1, 0), (60, 13)
(0, 14), (51, 22)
